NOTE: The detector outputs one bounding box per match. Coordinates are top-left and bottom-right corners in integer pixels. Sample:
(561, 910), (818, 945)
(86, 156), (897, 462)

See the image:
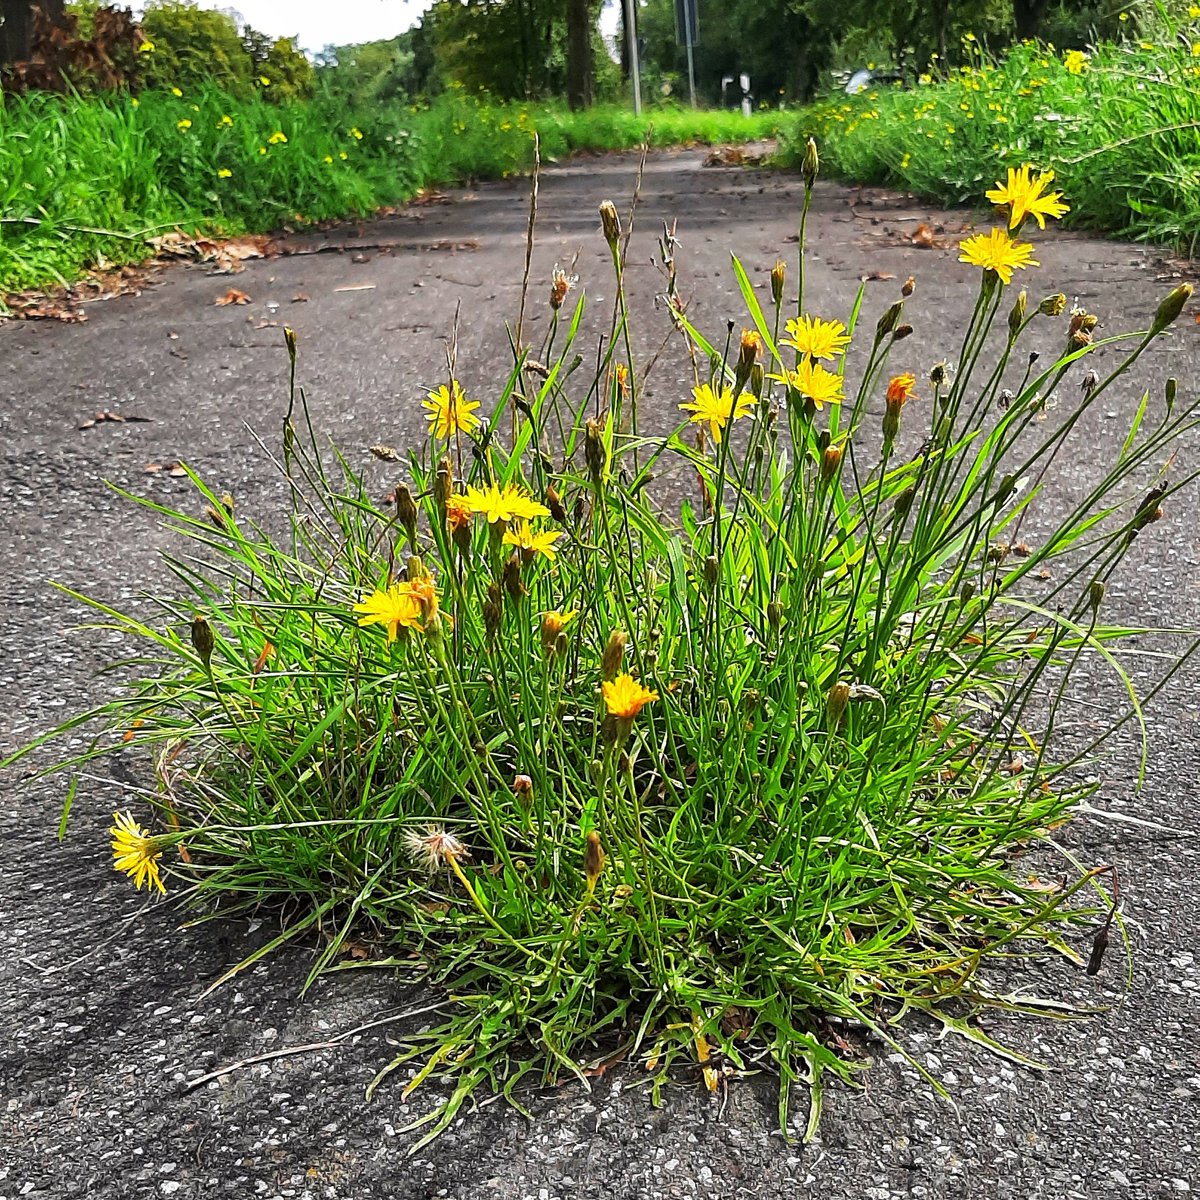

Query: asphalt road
(2, 149), (1198, 1200)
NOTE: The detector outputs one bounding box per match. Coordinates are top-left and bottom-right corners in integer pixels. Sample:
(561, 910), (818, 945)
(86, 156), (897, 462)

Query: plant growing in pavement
(12, 147), (1198, 1147)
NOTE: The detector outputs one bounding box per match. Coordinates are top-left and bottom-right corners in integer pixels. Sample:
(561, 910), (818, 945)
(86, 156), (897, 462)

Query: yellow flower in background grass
(602, 672), (659, 719)
(339, 151), (348, 160)
(771, 358), (844, 409)
(138, 39), (155, 53)
(171, 86), (183, 97)
(217, 168), (232, 179)
(503, 520), (562, 561)
(1063, 49), (1087, 74)
(176, 118), (192, 130)
(218, 114), (233, 127)
(268, 131), (288, 145)
(350, 127), (364, 140)
(110, 811), (166, 894)
(464, 482), (550, 525)
(353, 582), (423, 640)
(780, 314), (851, 360)
(259, 75), (271, 86)
(679, 383), (756, 444)
(422, 380), (480, 438)
(323, 154), (333, 164)
(986, 165), (1069, 230)
(959, 227), (1039, 285)
(886, 374), (917, 405)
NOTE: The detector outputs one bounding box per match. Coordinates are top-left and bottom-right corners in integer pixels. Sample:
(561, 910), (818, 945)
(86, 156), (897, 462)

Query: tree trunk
(566, 0), (592, 110)
(1, 0), (34, 64)
(1012, 0), (1050, 41)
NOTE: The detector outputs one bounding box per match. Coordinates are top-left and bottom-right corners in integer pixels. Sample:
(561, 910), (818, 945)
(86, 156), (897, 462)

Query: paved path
(2, 150), (1198, 1199)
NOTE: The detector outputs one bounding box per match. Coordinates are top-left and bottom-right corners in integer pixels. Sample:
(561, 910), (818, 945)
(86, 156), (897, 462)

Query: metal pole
(623, 0), (642, 116)
(685, 36), (696, 109)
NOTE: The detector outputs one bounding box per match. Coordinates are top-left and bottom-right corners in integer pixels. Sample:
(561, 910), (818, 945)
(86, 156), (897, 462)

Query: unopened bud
(483, 582), (503, 641)
(1151, 282), (1192, 335)
(434, 458), (452, 512)
(601, 629), (627, 680)
(820, 443), (843, 484)
(512, 774), (533, 806)
(750, 362), (765, 398)
(1038, 292), (1066, 317)
(502, 553), (525, 603)
(901, 276), (915, 297)
(826, 680), (850, 728)
(584, 830), (605, 896)
(960, 581), (975, 606)
(395, 483), (418, 549)
(893, 323), (913, 341)
(1166, 378), (1178, 408)
(770, 259), (786, 306)
(1008, 289), (1027, 338)
(283, 326), (297, 359)
(540, 610), (571, 657)
(585, 418), (606, 485)
(802, 137), (819, 189)
(190, 615), (215, 667)
(599, 200), (621, 249)
(1088, 580), (1105, 612)
(877, 301), (903, 337)
(766, 598), (783, 630)
(703, 554), (720, 588)
(893, 485), (915, 518)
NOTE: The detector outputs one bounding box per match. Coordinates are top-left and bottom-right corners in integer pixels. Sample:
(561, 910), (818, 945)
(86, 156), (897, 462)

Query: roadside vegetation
(785, 9), (1200, 249)
(16, 153), (1197, 1141)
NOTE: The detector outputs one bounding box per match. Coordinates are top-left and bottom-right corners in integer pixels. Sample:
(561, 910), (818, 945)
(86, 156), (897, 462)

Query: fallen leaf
(911, 223), (936, 248)
(291, 292), (309, 303)
(215, 288), (251, 306)
(252, 641), (274, 675)
(861, 271), (896, 282)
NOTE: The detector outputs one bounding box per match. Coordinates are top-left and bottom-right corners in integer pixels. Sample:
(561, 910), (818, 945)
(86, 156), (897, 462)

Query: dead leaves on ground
(215, 287), (251, 306)
(149, 231), (270, 274)
(77, 409), (152, 430)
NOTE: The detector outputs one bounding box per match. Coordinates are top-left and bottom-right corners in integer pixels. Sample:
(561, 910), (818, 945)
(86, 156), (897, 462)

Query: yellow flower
(138, 39), (155, 53)
(780, 314), (851, 360)
(540, 609), (577, 656)
(218, 114), (233, 127)
(602, 672), (659, 719)
(259, 75), (271, 86)
(422, 380), (481, 439)
(350, 127), (364, 139)
(110, 810), (166, 894)
(339, 151), (348, 160)
(886, 373), (917, 405)
(1190, 4), (1199, 17)
(258, 146), (267, 155)
(985, 165), (1069, 230)
(1063, 49), (1087, 74)
(171, 86), (183, 97)
(323, 154), (333, 164)
(176, 118), (192, 131)
(771, 359), (845, 409)
(464, 482), (550, 525)
(679, 382), (756, 444)
(268, 131), (288, 145)
(503, 520), (563, 560)
(445, 494), (473, 532)
(131, 97), (139, 107)
(217, 168), (232, 179)
(353, 582), (423, 640)
(959, 227), (1039, 286)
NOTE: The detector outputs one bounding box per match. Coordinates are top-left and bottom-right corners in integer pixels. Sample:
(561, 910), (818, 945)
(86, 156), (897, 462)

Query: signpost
(674, 0), (699, 108)
(623, 0), (643, 116)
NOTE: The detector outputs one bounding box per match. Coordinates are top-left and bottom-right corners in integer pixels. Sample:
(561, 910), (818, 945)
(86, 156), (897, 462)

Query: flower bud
(901, 276), (915, 297)
(766, 598), (783, 630)
(190, 615), (215, 667)
(434, 458), (452, 513)
(599, 200), (621, 249)
(1151, 283), (1192, 335)
(1166, 378), (1178, 408)
(820, 443), (843, 484)
(546, 484), (568, 524)
(876, 301), (903, 338)
(1008, 289), (1027, 338)
(703, 554), (720, 588)
(395, 483), (418, 549)
(1088, 580), (1105, 612)
(601, 629), (627, 680)
(893, 485), (915, 519)
(502, 553), (525, 603)
(771, 259), (786, 306)
(749, 362), (765, 398)
(283, 326), (297, 359)
(483, 582), (503, 641)
(541, 610), (572, 658)
(512, 774), (533, 806)
(826, 680), (850, 728)
(959, 581), (975, 607)
(893, 323), (913, 341)
(584, 418), (606, 486)
(802, 137), (819, 189)
(1038, 292), (1066, 317)
(584, 830), (605, 896)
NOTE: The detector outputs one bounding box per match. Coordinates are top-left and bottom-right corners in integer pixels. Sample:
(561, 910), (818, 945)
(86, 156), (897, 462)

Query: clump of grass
(14, 153), (1198, 1147)
(0, 84), (781, 294)
(785, 17), (1200, 249)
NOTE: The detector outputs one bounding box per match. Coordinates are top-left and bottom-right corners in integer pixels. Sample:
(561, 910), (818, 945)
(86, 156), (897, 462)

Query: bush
(18, 162), (1197, 1143)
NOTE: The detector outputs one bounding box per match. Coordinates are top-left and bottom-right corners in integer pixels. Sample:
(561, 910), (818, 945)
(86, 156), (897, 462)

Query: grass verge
(784, 21), (1200, 249)
(0, 85), (779, 295)
(10, 159), (1198, 1146)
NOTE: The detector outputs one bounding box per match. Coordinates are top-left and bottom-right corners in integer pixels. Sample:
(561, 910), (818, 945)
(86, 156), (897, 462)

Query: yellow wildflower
(771, 359), (845, 409)
(110, 810), (166, 894)
(217, 168), (232, 179)
(679, 382), (756, 445)
(464, 482), (550, 525)
(259, 75), (271, 86)
(323, 154), (333, 164)
(350, 127), (364, 139)
(503, 520), (562, 561)
(176, 118), (192, 131)
(886, 374), (917, 405)
(781, 314), (851, 360)
(602, 672), (659, 719)
(986, 165), (1069, 230)
(268, 131), (288, 145)
(353, 582), (423, 640)
(171, 86), (183, 97)
(959, 228), (1039, 286)
(1064, 49), (1087, 74)
(422, 380), (481, 439)
(339, 151), (348, 160)
(219, 114), (233, 127)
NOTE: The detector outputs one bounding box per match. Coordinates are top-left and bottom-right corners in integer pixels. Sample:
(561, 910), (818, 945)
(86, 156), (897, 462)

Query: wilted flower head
(403, 825), (469, 873)
(549, 265), (577, 311)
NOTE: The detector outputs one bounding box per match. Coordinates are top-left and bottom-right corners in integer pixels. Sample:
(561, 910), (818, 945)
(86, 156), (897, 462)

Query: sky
(174, 0), (623, 55)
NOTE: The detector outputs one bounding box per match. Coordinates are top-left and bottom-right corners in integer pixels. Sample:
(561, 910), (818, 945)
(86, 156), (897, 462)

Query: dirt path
(1, 149), (1198, 1200)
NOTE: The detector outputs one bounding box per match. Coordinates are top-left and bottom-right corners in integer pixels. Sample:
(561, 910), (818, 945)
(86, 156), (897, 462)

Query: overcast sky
(173, 0), (622, 54)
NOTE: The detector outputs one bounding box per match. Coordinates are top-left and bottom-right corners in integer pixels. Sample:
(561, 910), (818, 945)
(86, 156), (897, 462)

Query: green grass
(13, 167), (1198, 1144)
(784, 20), (1200, 248)
(0, 85), (780, 295)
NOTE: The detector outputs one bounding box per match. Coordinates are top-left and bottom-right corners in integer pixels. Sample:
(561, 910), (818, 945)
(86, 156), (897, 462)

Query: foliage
(0, 85), (781, 294)
(784, 20), (1200, 249)
(15, 159), (1197, 1144)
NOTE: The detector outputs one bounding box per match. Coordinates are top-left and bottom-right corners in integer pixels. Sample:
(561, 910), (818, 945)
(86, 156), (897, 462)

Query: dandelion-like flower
(602, 672), (659, 719)
(445, 494), (473, 532)
(540, 609), (576, 657)
(549, 265), (577, 310)
(422, 380), (481, 439)
(679, 383), (756, 445)
(110, 810), (166, 894)
(886, 374), (917, 405)
(986, 165), (1069, 230)
(217, 168), (232, 179)
(959, 228), (1038, 286)
(404, 826), (469, 873)
(1063, 49), (1087, 75)
(268, 130), (288, 145)
(353, 582), (423, 640)
(771, 358), (845, 409)
(503, 520), (562, 561)
(176, 118), (192, 131)
(780, 315), (851, 360)
(464, 482), (550, 525)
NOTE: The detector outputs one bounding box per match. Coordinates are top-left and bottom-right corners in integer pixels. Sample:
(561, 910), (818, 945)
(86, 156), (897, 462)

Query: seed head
(599, 200), (621, 249)
(403, 825), (469, 873)
(802, 137), (819, 189)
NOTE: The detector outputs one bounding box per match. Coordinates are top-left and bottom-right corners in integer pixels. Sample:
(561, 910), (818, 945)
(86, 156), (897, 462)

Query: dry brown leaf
(862, 271), (896, 282)
(215, 288), (251, 306)
(291, 292), (309, 303)
(911, 223), (936, 248)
